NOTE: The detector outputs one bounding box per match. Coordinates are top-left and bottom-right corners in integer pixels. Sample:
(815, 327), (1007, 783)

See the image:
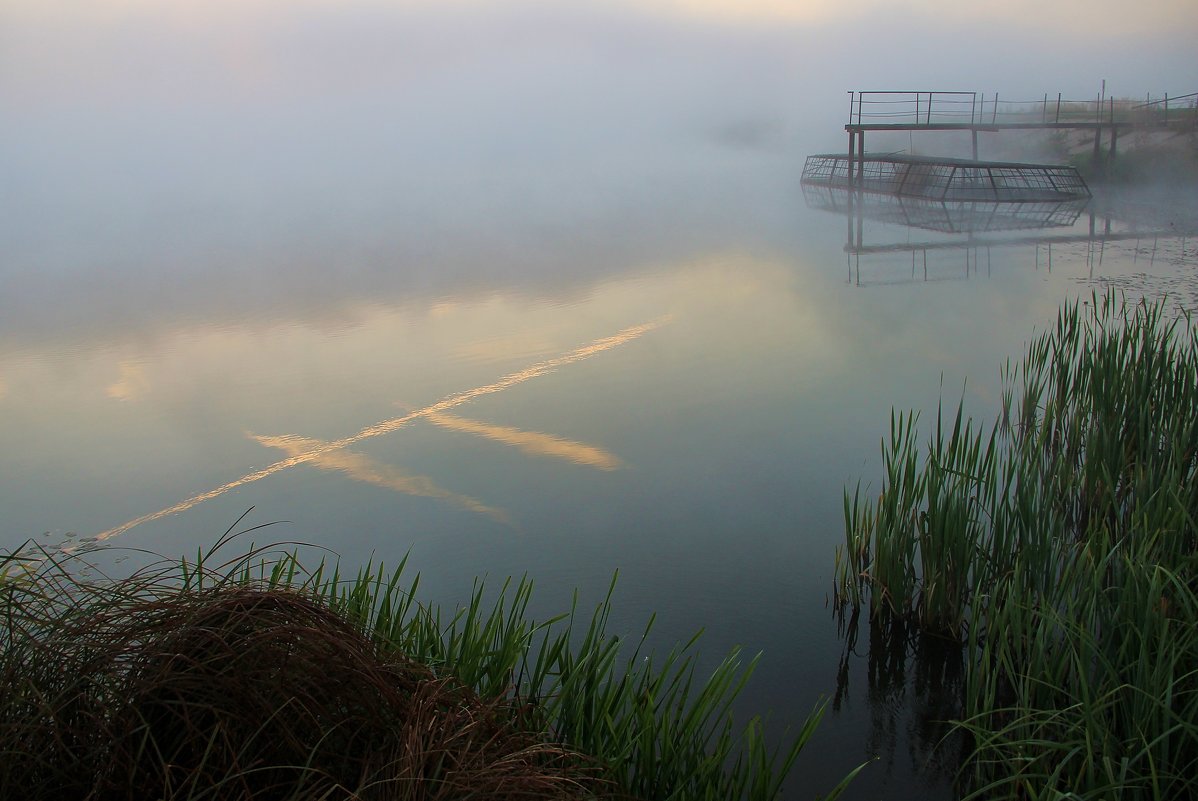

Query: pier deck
(841, 89), (1197, 167)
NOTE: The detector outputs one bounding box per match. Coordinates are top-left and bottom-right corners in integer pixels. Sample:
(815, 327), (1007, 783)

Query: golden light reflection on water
(251, 433), (512, 526)
(105, 361), (149, 402)
(94, 317), (668, 541)
(424, 411), (622, 471)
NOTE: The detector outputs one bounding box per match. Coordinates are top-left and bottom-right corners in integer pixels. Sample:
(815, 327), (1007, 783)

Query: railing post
(1165, 93), (1169, 125)
(927, 92), (933, 125)
(1056, 93), (1061, 124)
(1043, 93), (1048, 123)
(992, 93), (998, 124)
(915, 93), (920, 125)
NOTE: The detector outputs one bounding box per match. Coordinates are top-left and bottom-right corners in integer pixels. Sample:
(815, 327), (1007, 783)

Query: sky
(4, 0), (1196, 95)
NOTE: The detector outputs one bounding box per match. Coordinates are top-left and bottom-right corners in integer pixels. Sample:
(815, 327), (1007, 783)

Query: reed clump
(836, 291), (1198, 799)
(1, 532), (847, 800)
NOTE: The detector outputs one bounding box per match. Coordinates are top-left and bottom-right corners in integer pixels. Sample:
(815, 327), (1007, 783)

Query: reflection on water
(804, 186), (1198, 299)
(94, 317), (666, 542)
(243, 407), (625, 526)
(252, 432), (513, 526)
(833, 612), (967, 797)
(425, 412), (623, 471)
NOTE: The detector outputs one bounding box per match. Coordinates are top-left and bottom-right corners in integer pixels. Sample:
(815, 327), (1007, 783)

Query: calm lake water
(3, 3), (1196, 798)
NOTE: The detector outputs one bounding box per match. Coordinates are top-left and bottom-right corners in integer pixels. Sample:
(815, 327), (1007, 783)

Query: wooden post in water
(971, 128), (979, 160)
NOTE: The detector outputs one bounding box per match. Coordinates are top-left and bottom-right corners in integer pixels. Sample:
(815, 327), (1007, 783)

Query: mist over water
(3, 2), (1196, 798)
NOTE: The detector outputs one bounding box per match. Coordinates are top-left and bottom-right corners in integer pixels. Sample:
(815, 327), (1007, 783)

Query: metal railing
(847, 91), (979, 126)
(847, 90), (1198, 128)
(1131, 92), (1198, 127)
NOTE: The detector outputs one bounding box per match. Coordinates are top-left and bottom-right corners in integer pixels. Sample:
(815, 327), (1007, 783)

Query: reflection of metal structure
(802, 185), (1087, 234)
(803, 183), (1198, 288)
(802, 153), (1090, 202)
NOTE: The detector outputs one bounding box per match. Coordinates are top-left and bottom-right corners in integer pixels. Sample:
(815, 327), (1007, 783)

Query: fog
(2, 0), (1195, 347)
(4, 9), (1185, 472)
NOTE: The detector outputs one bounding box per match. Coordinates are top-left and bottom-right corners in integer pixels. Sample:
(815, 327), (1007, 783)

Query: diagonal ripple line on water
(95, 317), (669, 541)
(424, 411), (622, 471)
(251, 433), (513, 526)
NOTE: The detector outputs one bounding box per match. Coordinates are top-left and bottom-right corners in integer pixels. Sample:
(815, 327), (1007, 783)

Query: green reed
(836, 291), (1198, 799)
(2, 526), (854, 801)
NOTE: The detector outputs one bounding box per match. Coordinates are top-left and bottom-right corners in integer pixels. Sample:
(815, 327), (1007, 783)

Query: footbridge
(843, 89), (1197, 173)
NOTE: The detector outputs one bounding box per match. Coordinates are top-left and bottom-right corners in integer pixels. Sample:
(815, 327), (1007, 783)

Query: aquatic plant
(836, 291), (1198, 799)
(0, 528), (851, 800)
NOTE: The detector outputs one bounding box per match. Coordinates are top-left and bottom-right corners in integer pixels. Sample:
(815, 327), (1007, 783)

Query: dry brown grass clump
(3, 586), (609, 801)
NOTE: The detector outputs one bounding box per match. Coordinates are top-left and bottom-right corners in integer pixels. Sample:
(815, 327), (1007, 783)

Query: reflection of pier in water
(804, 186), (1198, 288)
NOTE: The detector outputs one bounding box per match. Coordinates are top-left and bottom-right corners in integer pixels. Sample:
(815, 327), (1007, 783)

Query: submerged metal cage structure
(801, 154), (1090, 202)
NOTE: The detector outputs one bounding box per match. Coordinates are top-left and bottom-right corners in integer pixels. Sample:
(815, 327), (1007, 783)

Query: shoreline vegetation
(838, 292), (1197, 798)
(0, 529), (855, 801)
(1048, 101), (1198, 184)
